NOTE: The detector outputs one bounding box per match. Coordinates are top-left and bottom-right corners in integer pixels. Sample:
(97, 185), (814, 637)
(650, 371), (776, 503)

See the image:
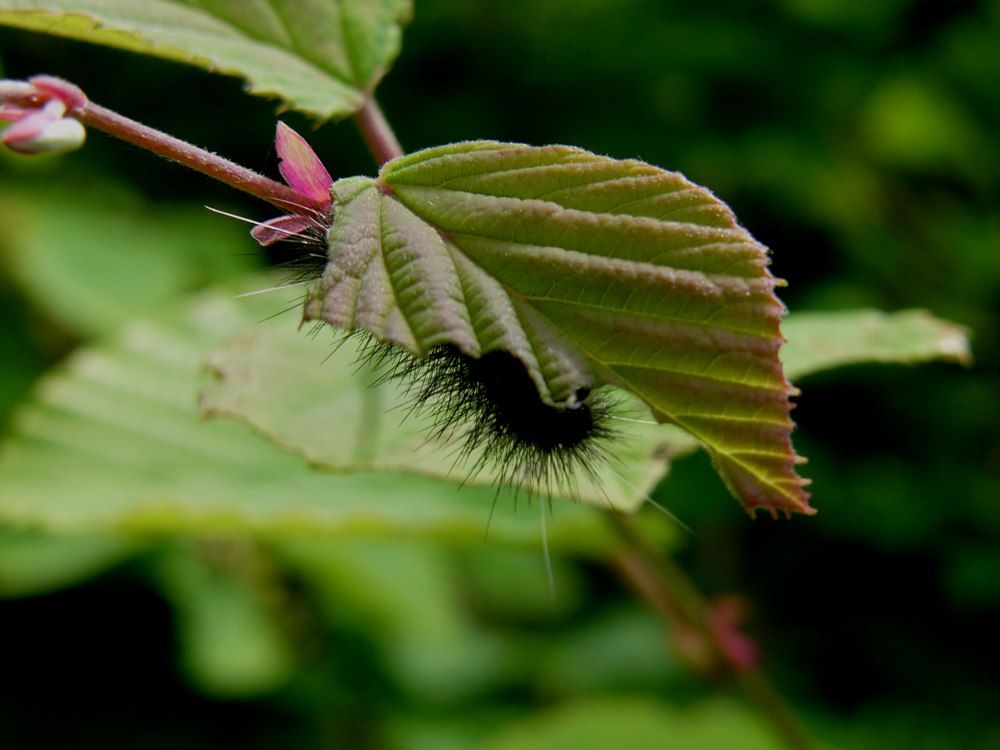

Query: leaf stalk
(76, 101), (321, 213)
(609, 512), (817, 750)
(353, 96), (404, 165)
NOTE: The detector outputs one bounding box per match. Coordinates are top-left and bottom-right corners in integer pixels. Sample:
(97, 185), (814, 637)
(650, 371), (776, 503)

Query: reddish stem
(353, 96), (403, 166)
(609, 513), (817, 750)
(76, 102), (322, 213)
(1, 79), (321, 213)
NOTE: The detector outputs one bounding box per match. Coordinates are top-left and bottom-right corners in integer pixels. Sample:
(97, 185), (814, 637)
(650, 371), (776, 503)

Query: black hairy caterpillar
(361, 340), (619, 495)
(248, 227), (620, 497)
(244, 217), (623, 495)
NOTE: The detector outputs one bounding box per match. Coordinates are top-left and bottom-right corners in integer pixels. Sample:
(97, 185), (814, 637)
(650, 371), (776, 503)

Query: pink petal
(2, 101), (85, 154)
(275, 122), (333, 206)
(251, 214), (315, 246)
(0, 105), (29, 122)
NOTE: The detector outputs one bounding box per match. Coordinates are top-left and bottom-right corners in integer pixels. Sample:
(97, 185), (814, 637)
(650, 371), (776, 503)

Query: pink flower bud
(2, 99), (86, 155)
(275, 122), (333, 206)
(249, 122), (334, 247)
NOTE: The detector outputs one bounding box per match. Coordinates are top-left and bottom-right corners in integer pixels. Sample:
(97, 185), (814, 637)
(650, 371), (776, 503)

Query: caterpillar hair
(213, 207), (621, 498)
(363, 340), (619, 496)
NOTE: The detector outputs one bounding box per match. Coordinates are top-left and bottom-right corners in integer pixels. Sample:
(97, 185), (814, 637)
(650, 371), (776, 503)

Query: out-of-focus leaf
(0, 181), (254, 336)
(942, 543), (1000, 609)
(0, 280), (634, 551)
(0, 0), (412, 119)
(155, 541), (294, 697)
(0, 273), (49, 426)
(862, 76), (985, 173)
(780, 308), (972, 380)
(456, 545), (587, 623)
(478, 697), (787, 750)
(0, 528), (135, 597)
(536, 608), (679, 696)
(304, 141), (810, 517)
(275, 538), (513, 702)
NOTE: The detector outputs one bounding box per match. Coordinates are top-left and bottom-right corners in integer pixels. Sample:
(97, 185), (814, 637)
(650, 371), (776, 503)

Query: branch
(1, 76), (324, 214)
(609, 512), (817, 750)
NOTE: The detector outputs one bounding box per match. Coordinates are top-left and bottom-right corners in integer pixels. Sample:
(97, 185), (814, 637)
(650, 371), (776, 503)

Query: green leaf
(478, 697), (787, 750)
(0, 0), (412, 119)
(275, 538), (515, 702)
(0, 280), (649, 549)
(155, 541), (294, 697)
(304, 142), (811, 517)
(781, 308), (972, 380)
(0, 528), (136, 597)
(0, 180), (255, 336)
(536, 608), (681, 694)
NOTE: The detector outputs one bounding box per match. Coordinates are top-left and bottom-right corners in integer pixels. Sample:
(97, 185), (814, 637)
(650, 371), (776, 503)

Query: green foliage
(479, 698), (789, 750)
(0, 528), (134, 597)
(0, 0), (411, 118)
(154, 540), (296, 697)
(780, 309), (970, 378)
(0, 267), (956, 535)
(0, 180), (253, 336)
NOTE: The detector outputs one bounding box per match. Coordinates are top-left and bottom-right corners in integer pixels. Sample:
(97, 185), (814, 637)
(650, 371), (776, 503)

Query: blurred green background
(1, 1), (998, 748)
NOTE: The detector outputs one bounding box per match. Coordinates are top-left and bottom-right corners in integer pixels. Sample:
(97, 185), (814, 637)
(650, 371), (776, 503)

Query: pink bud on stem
(0, 75), (329, 216)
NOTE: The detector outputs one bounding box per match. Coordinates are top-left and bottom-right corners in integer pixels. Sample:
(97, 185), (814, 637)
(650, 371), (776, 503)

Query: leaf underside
(303, 142), (813, 517)
(0, 0), (412, 119)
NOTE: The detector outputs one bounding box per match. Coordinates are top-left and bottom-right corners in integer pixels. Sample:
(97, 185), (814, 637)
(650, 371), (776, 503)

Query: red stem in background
(610, 513), (817, 750)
